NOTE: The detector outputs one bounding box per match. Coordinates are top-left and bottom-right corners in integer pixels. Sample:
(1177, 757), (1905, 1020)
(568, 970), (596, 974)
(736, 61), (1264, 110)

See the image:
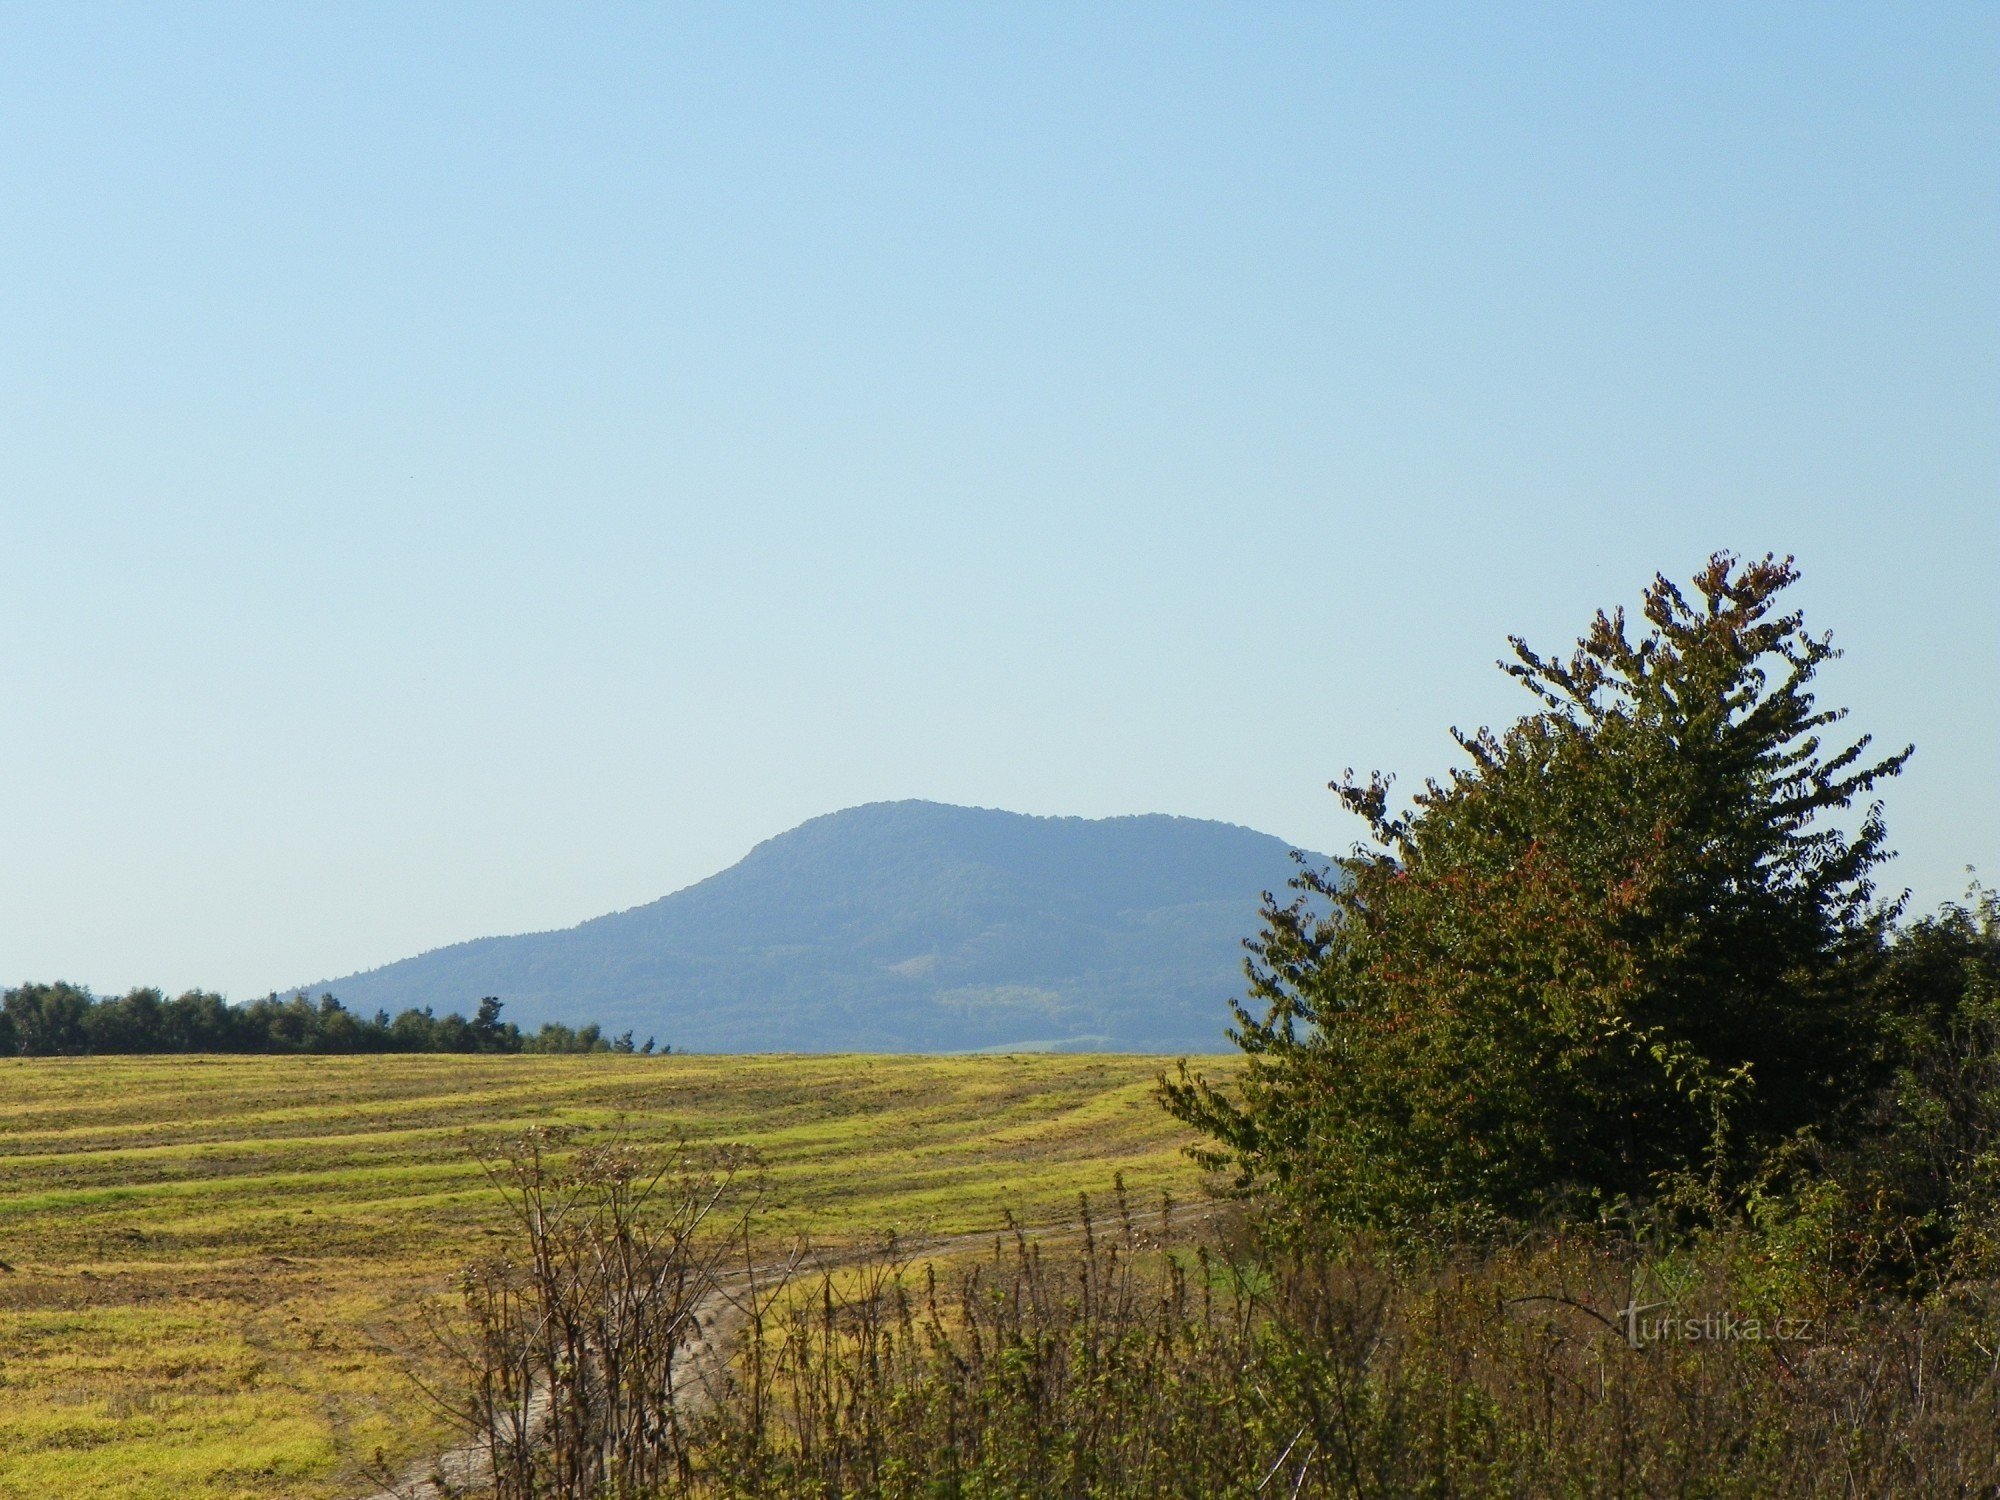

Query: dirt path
(358, 1284), (737, 1500)
(356, 1204), (1201, 1499)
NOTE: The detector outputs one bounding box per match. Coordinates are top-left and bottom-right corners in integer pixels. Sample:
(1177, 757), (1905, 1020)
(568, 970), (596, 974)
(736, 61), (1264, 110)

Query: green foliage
(0, 984), (633, 1056)
(1759, 890), (2000, 1288)
(1869, 889), (2000, 1278)
(1165, 553), (1910, 1236)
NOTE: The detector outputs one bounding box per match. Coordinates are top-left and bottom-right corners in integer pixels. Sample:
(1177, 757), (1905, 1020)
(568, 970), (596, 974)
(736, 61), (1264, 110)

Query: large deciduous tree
(1165, 554), (1911, 1236)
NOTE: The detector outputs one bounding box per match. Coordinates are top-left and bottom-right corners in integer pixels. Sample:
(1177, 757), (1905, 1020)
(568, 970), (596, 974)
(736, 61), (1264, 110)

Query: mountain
(294, 801), (1327, 1053)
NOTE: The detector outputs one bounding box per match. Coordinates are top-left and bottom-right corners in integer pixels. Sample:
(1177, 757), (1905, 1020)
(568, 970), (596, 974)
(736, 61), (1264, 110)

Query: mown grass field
(0, 1052), (1229, 1500)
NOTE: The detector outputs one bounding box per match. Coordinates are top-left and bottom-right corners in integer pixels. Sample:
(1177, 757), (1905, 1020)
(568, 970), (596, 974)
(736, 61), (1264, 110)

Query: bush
(411, 1129), (759, 1499)
(1165, 554), (1910, 1238)
(1758, 891), (2000, 1289)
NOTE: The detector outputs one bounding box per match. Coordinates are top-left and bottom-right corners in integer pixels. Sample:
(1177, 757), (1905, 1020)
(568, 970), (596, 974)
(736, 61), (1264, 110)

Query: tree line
(0, 984), (659, 1057)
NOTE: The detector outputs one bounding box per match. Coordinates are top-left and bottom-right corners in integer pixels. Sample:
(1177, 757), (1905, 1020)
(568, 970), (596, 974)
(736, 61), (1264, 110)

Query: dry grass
(0, 1052), (1225, 1499)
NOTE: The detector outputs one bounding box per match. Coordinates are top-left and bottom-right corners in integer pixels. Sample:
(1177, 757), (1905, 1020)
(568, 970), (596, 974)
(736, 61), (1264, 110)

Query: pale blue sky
(2, 5), (1993, 999)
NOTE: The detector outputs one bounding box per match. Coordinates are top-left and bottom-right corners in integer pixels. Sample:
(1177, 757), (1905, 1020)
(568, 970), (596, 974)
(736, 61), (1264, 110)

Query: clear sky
(2, 5), (1994, 1000)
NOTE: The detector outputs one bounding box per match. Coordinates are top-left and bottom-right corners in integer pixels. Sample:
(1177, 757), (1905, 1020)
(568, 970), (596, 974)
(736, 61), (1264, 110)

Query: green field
(0, 1052), (1227, 1500)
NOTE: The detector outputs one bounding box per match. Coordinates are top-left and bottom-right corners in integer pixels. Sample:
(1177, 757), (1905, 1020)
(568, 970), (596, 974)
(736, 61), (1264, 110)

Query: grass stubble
(0, 1052), (1224, 1500)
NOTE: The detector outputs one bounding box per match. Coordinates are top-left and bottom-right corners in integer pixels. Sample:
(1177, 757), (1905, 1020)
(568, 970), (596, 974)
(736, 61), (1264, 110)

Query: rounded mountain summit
(296, 801), (1329, 1053)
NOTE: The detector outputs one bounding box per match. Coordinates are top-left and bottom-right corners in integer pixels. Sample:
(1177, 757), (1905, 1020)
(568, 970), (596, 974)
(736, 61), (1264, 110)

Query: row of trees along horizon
(403, 552), (2000, 1498)
(0, 985), (657, 1056)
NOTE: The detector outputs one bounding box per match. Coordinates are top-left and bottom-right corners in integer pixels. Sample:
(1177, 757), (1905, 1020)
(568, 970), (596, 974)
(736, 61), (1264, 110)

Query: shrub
(1165, 554), (1910, 1238)
(672, 1200), (2000, 1498)
(411, 1129), (759, 1499)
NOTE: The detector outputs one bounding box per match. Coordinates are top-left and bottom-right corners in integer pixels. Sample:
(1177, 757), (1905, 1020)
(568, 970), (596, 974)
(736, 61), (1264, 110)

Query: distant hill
(293, 801), (1328, 1053)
